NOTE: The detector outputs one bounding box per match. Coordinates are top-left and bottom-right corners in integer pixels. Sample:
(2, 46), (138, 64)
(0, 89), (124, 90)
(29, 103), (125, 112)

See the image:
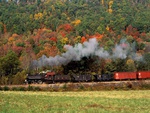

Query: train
(25, 71), (150, 84)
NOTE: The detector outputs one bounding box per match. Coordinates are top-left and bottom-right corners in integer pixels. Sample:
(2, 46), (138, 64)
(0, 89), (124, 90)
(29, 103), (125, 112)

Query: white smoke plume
(32, 38), (142, 68)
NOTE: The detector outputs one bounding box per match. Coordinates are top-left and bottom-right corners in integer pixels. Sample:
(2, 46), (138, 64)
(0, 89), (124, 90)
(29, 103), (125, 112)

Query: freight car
(137, 71), (150, 79)
(114, 71), (150, 80)
(114, 72), (137, 80)
(44, 74), (96, 83)
(25, 71), (150, 84)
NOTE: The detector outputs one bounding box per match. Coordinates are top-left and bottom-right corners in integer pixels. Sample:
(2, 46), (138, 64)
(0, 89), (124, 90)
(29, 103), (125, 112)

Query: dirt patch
(84, 103), (129, 111)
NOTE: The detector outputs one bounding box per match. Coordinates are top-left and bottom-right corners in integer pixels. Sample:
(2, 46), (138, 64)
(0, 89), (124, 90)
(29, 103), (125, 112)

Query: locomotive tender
(25, 71), (150, 84)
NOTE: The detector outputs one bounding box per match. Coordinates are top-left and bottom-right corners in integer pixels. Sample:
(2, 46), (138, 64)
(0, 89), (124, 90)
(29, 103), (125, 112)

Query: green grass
(0, 90), (150, 113)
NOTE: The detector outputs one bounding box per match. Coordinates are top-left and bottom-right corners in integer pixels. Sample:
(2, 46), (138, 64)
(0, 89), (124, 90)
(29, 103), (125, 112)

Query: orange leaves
(3, 24), (7, 34)
(0, 23), (7, 34)
(89, 33), (104, 41)
(81, 36), (87, 43)
(8, 33), (19, 42)
(80, 33), (103, 43)
(8, 37), (15, 42)
(12, 33), (19, 38)
(75, 33), (104, 44)
(37, 46), (59, 58)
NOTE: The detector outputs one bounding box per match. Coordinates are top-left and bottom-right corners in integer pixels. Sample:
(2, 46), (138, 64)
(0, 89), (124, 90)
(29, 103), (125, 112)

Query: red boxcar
(137, 71), (150, 79)
(114, 72), (137, 80)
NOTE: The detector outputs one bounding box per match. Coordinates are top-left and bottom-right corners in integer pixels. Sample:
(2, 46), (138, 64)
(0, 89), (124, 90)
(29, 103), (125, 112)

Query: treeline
(0, 0), (150, 34)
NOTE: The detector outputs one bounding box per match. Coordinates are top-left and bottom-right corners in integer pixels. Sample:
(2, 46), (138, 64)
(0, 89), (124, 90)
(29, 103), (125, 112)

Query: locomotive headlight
(139, 73), (141, 75)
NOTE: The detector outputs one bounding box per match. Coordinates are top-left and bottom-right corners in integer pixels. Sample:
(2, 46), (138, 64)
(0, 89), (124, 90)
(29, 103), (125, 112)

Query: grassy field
(0, 90), (150, 113)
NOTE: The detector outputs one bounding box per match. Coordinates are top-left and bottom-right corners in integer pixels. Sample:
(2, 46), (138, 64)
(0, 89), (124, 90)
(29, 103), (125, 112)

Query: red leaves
(50, 37), (57, 42)
(12, 46), (23, 56)
(63, 24), (73, 32)
(125, 25), (147, 42)
(60, 31), (66, 37)
(125, 25), (140, 39)
(58, 24), (73, 32)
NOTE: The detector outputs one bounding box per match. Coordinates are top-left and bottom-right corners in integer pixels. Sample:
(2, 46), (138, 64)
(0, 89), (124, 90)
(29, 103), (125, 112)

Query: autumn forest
(0, 0), (150, 84)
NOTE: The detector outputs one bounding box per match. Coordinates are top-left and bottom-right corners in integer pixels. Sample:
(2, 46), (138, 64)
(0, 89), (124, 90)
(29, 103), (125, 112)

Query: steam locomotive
(25, 71), (150, 84)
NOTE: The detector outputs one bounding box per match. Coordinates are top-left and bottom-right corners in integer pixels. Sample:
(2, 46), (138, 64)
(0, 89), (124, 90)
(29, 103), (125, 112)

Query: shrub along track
(0, 80), (150, 91)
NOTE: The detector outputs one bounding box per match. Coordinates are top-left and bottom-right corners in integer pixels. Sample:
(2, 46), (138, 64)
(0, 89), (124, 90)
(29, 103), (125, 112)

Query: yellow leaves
(106, 25), (110, 31)
(60, 37), (68, 44)
(29, 14), (33, 20)
(44, 0), (51, 5)
(74, 36), (81, 43)
(43, 10), (47, 16)
(108, 9), (113, 14)
(126, 59), (134, 65)
(67, 17), (70, 20)
(34, 13), (43, 20)
(51, 5), (55, 11)
(71, 19), (81, 26)
(126, 59), (136, 72)
(91, 72), (96, 75)
(121, 17), (125, 21)
(109, 0), (113, 6)
(108, 0), (113, 14)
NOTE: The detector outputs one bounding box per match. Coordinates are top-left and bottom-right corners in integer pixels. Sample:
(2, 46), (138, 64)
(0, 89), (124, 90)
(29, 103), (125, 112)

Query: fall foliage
(0, 0), (150, 84)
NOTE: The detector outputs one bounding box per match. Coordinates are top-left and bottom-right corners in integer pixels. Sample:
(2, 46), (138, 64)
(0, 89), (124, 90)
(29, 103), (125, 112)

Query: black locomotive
(25, 71), (114, 84)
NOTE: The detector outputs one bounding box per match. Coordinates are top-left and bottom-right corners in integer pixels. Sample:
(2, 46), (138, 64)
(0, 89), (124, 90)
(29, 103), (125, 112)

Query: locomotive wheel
(38, 80), (43, 84)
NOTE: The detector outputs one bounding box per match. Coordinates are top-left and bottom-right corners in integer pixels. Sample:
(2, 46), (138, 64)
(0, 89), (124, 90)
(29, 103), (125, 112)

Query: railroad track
(1, 80), (150, 88)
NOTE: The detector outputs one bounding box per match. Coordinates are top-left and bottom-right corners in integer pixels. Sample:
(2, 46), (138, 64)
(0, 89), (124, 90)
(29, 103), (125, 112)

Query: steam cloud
(32, 38), (142, 68)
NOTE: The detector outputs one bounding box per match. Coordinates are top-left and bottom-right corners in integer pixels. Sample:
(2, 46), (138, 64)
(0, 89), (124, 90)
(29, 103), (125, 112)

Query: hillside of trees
(0, 0), (150, 84)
